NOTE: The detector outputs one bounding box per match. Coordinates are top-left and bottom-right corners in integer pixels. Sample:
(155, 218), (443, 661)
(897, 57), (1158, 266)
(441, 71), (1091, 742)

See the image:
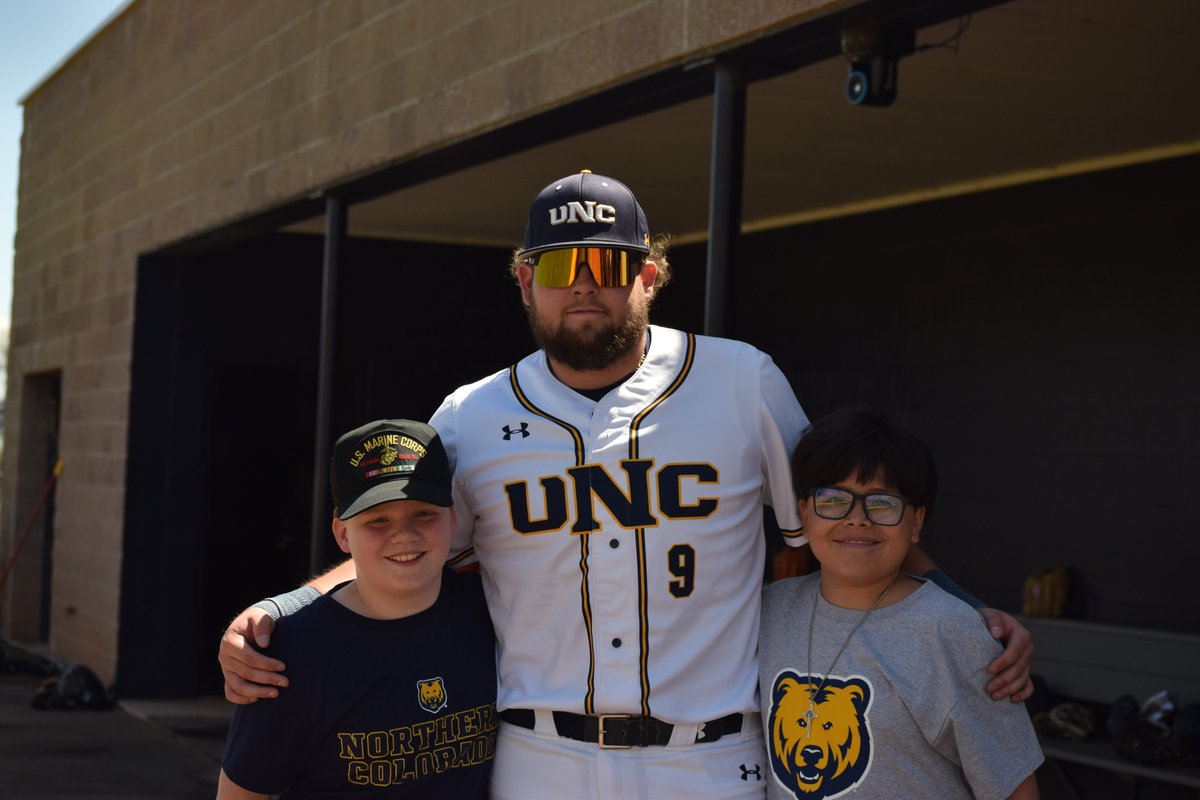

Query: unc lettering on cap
(549, 200), (617, 226)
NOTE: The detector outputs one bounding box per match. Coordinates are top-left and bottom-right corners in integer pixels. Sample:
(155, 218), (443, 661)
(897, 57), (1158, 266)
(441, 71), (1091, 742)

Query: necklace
(802, 577), (897, 738)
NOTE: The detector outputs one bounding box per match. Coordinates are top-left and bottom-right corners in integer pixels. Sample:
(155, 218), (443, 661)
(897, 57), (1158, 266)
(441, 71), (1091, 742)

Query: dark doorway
(122, 234), (324, 697)
(121, 231), (545, 697)
(4, 371), (61, 643)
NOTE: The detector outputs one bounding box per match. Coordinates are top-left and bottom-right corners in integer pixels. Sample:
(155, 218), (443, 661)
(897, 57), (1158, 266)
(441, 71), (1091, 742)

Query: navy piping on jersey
(628, 333), (697, 715)
(508, 366), (599, 712)
(504, 333), (697, 718)
(446, 549), (476, 567)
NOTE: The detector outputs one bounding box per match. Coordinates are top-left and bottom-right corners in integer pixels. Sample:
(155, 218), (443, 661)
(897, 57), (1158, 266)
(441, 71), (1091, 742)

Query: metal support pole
(704, 61), (747, 338)
(309, 194), (345, 574)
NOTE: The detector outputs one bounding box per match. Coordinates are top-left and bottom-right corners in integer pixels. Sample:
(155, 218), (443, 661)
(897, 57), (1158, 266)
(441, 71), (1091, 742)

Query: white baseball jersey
(430, 325), (808, 724)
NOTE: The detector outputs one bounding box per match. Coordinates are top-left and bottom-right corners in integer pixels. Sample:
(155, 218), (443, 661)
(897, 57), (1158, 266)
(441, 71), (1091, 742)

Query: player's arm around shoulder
(923, 584), (1007, 673)
(915, 567), (1034, 702)
(977, 605), (1034, 701)
(907, 586), (1016, 708)
(218, 561), (351, 704)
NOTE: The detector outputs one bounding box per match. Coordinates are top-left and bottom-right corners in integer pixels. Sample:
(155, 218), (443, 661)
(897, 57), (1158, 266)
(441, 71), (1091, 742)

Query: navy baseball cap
(520, 170), (651, 257)
(330, 419), (452, 520)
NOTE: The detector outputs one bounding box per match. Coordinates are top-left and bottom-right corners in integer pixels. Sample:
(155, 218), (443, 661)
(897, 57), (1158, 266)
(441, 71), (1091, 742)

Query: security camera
(844, 53), (897, 106)
(841, 25), (914, 107)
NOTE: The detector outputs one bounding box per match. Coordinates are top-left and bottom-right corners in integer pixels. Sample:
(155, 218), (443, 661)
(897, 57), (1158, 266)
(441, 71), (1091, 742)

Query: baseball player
(219, 171), (1034, 799)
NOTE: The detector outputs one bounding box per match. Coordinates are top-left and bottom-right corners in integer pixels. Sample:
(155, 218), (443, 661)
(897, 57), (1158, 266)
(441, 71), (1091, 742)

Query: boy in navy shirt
(218, 419), (496, 799)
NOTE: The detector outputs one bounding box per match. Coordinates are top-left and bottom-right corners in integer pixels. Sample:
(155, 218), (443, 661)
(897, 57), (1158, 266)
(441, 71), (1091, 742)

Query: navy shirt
(222, 570), (496, 798)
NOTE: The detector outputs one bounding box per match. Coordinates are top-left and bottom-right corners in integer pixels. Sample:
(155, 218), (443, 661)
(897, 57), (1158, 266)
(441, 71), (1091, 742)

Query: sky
(0, 0), (129, 337)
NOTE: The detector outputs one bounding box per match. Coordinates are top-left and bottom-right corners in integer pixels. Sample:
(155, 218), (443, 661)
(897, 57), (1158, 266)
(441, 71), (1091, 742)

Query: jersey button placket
(585, 427), (641, 707)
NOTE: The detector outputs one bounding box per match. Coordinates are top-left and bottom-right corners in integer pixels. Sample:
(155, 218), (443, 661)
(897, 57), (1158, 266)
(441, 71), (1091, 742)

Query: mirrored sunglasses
(525, 247), (644, 288)
(810, 487), (910, 526)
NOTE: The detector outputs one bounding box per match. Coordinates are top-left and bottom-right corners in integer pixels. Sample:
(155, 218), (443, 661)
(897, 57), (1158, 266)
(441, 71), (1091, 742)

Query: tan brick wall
(2, 0), (842, 682)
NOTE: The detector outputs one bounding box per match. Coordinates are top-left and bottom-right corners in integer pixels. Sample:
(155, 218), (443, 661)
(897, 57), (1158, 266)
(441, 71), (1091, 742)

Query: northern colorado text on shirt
(335, 703), (496, 787)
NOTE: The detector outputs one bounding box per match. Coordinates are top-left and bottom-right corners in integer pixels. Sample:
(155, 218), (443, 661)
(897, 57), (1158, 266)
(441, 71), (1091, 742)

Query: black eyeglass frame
(807, 487), (912, 526)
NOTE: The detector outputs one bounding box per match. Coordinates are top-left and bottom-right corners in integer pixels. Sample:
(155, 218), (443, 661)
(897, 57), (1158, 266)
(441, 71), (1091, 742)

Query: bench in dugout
(1021, 616), (1200, 799)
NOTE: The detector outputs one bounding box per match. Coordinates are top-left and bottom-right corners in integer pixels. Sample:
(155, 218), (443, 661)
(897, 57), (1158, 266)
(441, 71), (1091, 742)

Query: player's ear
(639, 260), (657, 293)
(331, 515), (352, 554)
(517, 262), (534, 306)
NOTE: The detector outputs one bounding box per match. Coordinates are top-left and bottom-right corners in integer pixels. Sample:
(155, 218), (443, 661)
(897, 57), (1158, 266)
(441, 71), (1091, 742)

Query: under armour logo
(501, 423), (530, 440)
(739, 764), (762, 782)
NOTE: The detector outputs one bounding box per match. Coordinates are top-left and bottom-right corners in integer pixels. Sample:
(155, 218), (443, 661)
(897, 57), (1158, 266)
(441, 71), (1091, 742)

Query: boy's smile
(332, 499), (456, 618)
(799, 472), (924, 607)
(831, 533), (886, 548)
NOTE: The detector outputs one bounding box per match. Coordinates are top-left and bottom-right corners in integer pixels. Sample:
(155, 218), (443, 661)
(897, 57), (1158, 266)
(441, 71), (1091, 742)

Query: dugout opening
(119, 230), (536, 697)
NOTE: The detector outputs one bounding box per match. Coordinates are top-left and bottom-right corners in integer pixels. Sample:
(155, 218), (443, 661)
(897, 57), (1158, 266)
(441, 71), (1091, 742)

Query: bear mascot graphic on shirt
(768, 671), (874, 799)
(417, 677), (448, 714)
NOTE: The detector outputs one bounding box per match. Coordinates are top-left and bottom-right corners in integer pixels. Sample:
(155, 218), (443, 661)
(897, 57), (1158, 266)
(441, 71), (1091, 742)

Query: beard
(527, 295), (649, 372)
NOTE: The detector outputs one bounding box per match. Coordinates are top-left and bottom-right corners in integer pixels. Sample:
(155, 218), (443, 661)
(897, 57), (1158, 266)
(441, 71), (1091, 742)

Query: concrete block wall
(3, 0), (843, 681)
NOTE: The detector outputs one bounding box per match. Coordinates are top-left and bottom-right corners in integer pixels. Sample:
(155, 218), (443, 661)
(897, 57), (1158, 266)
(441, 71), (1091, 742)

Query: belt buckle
(597, 714), (633, 749)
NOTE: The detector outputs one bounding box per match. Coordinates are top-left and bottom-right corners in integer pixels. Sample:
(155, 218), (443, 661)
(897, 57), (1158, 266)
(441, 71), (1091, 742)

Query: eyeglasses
(524, 247), (644, 288)
(809, 487), (911, 526)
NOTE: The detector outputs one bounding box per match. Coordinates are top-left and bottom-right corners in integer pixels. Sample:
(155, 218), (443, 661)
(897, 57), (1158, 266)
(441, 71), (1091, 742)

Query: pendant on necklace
(803, 696), (818, 738)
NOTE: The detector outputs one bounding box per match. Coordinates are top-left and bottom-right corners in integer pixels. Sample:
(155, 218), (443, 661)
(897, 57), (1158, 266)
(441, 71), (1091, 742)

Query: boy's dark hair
(791, 406), (938, 514)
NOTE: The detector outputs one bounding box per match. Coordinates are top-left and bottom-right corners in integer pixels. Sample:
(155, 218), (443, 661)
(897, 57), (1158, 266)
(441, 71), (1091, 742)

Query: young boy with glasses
(217, 420), (496, 799)
(759, 407), (1042, 800)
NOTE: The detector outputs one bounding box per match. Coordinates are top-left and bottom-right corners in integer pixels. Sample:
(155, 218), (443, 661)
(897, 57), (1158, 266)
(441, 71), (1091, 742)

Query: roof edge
(19, 0), (138, 106)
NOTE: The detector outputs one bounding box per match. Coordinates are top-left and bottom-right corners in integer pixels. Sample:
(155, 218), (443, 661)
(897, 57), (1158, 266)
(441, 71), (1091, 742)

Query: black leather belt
(500, 708), (743, 748)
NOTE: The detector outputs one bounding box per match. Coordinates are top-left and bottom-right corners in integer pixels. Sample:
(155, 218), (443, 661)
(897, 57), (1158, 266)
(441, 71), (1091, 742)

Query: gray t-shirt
(759, 576), (1043, 800)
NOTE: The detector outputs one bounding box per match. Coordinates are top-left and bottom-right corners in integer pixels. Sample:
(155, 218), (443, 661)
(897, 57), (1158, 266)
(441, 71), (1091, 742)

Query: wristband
(923, 568), (985, 609)
(251, 586), (321, 620)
